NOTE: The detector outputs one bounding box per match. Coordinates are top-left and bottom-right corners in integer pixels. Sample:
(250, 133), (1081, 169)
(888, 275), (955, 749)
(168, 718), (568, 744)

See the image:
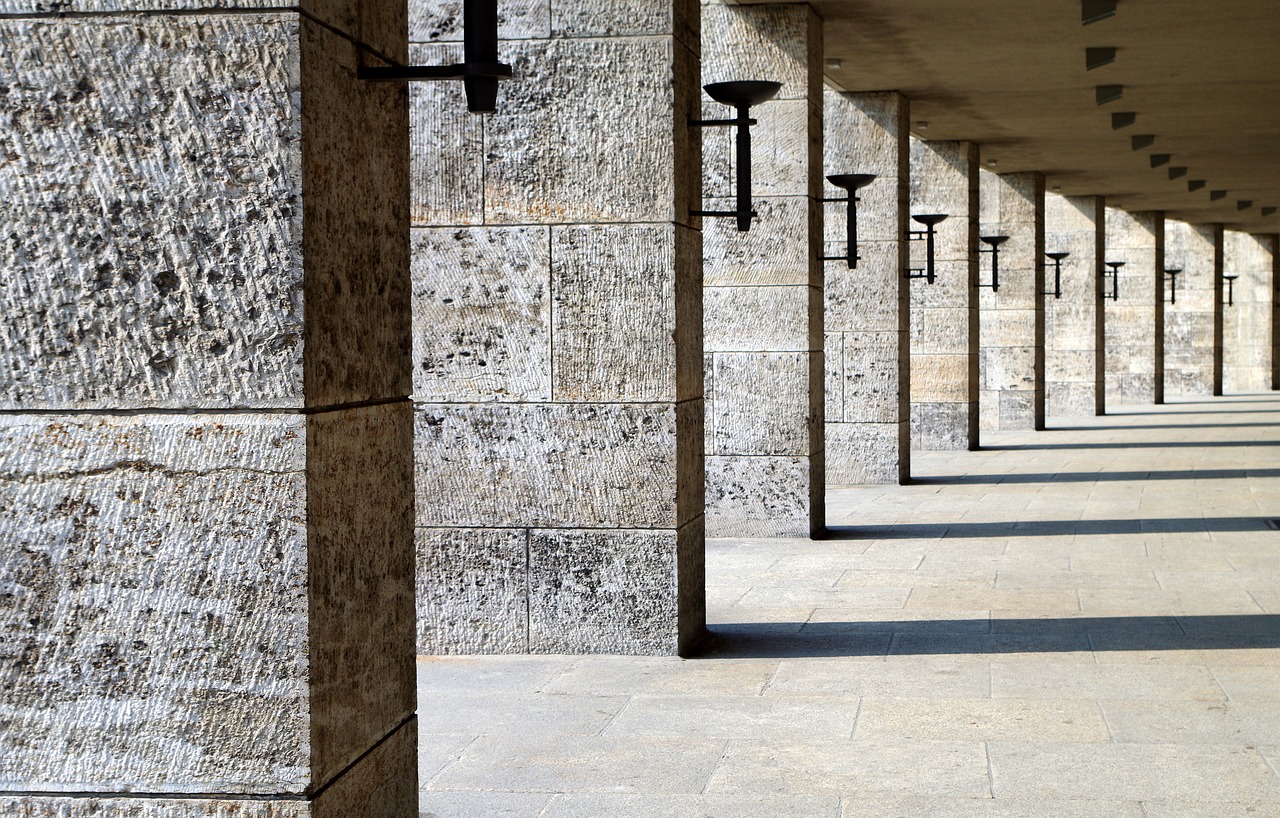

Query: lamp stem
(847, 196), (858, 269)
(463, 0), (500, 113)
(736, 104), (752, 232)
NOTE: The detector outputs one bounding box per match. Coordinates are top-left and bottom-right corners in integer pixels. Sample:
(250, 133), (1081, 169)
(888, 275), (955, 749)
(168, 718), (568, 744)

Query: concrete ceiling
(753, 0), (1280, 234)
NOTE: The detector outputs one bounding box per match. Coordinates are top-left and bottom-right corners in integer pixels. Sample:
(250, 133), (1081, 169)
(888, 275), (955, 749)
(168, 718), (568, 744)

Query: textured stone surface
(705, 456), (818, 538)
(408, 44), (482, 226)
(0, 797), (308, 817)
(415, 403), (685, 529)
(909, 138), (977, 450)
(1162, 221), (1220, 397)
(826, 422), (905, 485)
(416, 528), (529, 654)
(703, 197), (818, 287)
(705, 286), (812, 353)
(0, 414), (310, 792)
(709, 352), (815, 457)
(1222, 231), (1275, 392)
(411, 226), (552, 402)
(1104, 209), (1163, 406)
(977, 170), (1044, 431)
(528, 523), (703, 655)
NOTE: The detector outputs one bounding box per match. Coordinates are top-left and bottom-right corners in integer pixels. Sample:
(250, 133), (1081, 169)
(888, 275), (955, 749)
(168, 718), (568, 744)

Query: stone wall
(1163, 220), (1221, 396)
(410, 0), (705, 655)
(909, 139), (979, 450)
(702, 3), (824, 535)
(1104, 209), (1164, 407)
(978, 170), (1045, 431)
(823, 90), (909, 485)
(1044, 194), (1105, 417)
(1223, 231), (1276, 392)
(0, 0), (416, 812)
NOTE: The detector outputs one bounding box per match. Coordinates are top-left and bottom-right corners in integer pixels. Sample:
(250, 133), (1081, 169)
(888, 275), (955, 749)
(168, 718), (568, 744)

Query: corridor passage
(418, 394), (1280, 817)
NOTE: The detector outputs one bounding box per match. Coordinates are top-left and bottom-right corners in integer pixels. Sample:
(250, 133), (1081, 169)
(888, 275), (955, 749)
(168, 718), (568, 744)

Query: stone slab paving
(419, 394), (1280, 817)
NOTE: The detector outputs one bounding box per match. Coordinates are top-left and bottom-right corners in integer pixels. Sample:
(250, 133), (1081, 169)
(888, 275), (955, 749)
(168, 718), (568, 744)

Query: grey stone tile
(855, 696), (1109, 742)
(766, 656), (992, 698)
(991, 662), (1226, 701)
(604, 694), (860, 741)
(421, 693), (627, 737)
(542, 656), (781, 697)
(417, 656), (575, 695)
(543, 793), (842, 818)
(1102, 700), (1280, 746)
(839, 795), (1145, 817)
(419, 791), (551, 818)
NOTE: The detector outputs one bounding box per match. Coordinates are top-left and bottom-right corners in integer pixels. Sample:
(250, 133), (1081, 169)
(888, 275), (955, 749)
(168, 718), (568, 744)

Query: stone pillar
(1162, 220), (1221, 397)
(1104, 209), (1165, 407)
(702, 3), (824, 536)
(410, 0), (705, 655)
(910, 138), (980, 450)
(0, 2), (416, 814)
(823, 90), (909, 485)
(1045, 193), (1106, 417)
(978, 170), (1046, 431)
(1223, 231), (1275, 392)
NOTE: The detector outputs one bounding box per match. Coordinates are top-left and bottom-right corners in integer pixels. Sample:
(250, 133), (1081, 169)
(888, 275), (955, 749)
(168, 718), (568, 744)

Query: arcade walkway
(417, 394), (1280, 817)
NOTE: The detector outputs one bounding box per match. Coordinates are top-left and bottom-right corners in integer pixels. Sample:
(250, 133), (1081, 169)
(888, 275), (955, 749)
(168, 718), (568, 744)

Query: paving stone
(855, 696), (1108, 742)
(542, 793), (841, 818)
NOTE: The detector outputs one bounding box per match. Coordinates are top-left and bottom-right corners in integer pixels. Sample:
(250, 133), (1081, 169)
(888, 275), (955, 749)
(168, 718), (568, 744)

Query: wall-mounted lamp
(977, 236), (1009, 293)
(1045, 252), (1070, 299)
(358, 0), (512, 114)
(906, 214), (948, 284)
(1164, 268), (1182, 304)
(1223, 274), (1239, 307)
(690, 81), (783, 232)
(821, 174), (877, 268)
(1103, 261), (1124, 301)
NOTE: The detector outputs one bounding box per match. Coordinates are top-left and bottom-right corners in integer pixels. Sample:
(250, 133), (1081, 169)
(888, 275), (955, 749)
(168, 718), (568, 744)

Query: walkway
(417, 394), (1280, 817)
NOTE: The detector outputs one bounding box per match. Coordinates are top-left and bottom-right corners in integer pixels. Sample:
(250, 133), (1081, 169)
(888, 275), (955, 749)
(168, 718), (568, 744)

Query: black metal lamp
(977, 236), (1010, 293)
(691, 80), (784, 232)
(821, 174), (877, 268)
(1223, 274), (1239, 306)
(1164, 268), (1182, 304)
(1045, 252), (1070, 299)
(906, 214), (948, 284)
(1103, 261), (1124, 301)
(358, 0), (512, 114)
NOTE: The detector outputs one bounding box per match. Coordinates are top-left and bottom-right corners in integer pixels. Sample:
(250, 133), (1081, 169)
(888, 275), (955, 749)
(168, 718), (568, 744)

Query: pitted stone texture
(409, 44), (482, 227)
(411, 0), (549, 43)
(483, 37), (681, 225)
(0, 18), (304, 410)
(415, 403), (685, 529)
(1162, 221), (1219, 397)
(703, 196), (819, 286)
(839, 332), (901, 423)
(708, 352), (816, 457)
(700, 3), (819, 102)
(702, 99), (816, 199)
(528, 523), (703, 654)
(411, 226), (551, 402)
(825, 241), (901, 333)
(1223, 231), (1275, 392)
(0, 414), (309, 792)
(705, 285), (813, 353)
(1104, 209), (1162, 406)
(553, 225), (698, 403)
(827, 422), (904, 485)
(416, 528), (528, 654)
(911, 401), (977, 451)
(0, 798), (307, 817)
(705, 455), (817, 538)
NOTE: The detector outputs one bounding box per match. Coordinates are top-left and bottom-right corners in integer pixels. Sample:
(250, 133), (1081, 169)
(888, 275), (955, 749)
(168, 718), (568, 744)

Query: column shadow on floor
(1050, 422), (1280, 431)
(908, 468), (1280, 484)
(822, 517), (1275, 539)
(697, 615), (1280, 659)
(983, 440), (1280, 450)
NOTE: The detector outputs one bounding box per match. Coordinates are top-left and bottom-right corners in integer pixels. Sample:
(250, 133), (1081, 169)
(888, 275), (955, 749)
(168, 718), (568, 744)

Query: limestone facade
(1163, 221), (1222, 397)
(909, 139), (980, 450)
(1104, 209), (1165, 406)
(1044, 194), (1106, 417)
(1223, 231), (1276, 392)
(702, 3), (825, 536)
(823, 90), (910, 485)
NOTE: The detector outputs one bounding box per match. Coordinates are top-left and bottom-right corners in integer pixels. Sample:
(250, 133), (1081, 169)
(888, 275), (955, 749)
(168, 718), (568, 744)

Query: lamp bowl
(981, 235), (1010, 247)
(1046, 251), (1071, 261)
(827, 173), (877, 192)
(911, 213), (948, 227)
(704, 80), (784, 108)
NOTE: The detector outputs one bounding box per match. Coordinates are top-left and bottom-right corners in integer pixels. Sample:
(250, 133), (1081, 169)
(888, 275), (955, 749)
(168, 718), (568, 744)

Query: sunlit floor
(418, 393), (1280, 817)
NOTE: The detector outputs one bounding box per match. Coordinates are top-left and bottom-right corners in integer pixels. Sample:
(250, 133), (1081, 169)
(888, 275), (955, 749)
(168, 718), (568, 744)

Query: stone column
(1104, 209), (1165, 407)
(0, 2), (416, 814)
(410, 0), (705, 655)
(1162, 220), (1221, 397)
(910, 138), (980, 450)
(823, 90), (909, 485)
(978, 170), (1045, 431)
(1223, 231), (1275, 392)
(702, 3), (824, 536)
(1045, 193), (1106, 417)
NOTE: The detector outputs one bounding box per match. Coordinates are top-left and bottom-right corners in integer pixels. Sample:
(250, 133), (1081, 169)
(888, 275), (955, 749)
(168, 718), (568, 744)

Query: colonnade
(1, 0), (1277, 810)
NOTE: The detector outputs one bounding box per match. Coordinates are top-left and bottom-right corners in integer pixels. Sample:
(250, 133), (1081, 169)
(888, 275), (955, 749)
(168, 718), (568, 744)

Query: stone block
(981, 346), (1037, 392)
(911, 401), (974, 451)
(911, 353), (970, 403)
(411, 226), (552, 402)
(702, 99), (814, 199)
(999, 389), (1038, 429)
(705, 285), (812, 352)
(706, 455), (817, 538)
(528, 524), (703, 655)
(1046, 304), (1097, 350)
(709, 352), (815, 457)
(0, 414), (310, 792)
(552, 224), (691, 402)
(0, 797), (307, 817)
(824, 89), (906, 180)
(409, 45), (483, 226)
(703, 196), (818, 286)
(980, 308), (1037, 348)
(823, 178), (902, 244)
(415, 403), (682, 529)
(411, 0), (549, 43)
(826, 421), (903, 485)
(910, 308), (970, 354)
(0, 17), (305, 410)
(1047, 348), (1097, 384)
(841, 332), (902, 423)
(553, 0), (695, 41)
(1047, 381), (1097, 418)
(416, 528), (528, 655)
(701, 3), (817, 102)
(825, 332), (844, 423)
(825, 241), (901, 333)
(484, 38), (680, 225)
